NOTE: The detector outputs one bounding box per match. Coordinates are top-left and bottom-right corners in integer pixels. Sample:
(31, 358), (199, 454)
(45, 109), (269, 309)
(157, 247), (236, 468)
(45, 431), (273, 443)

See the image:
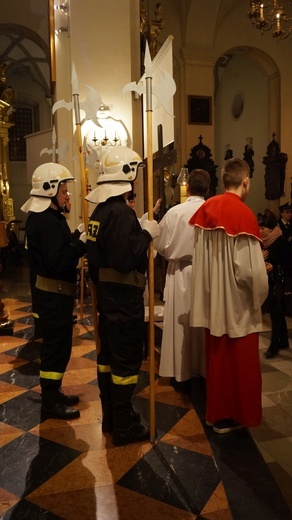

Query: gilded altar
(0, 63), (16, 224)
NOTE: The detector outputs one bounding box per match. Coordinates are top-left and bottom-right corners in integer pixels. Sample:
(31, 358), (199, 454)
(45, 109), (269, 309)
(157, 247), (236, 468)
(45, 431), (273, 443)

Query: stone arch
(214, 45), (280, 140)
(213, 45), (282, 212)
(0, 23), (50, 95)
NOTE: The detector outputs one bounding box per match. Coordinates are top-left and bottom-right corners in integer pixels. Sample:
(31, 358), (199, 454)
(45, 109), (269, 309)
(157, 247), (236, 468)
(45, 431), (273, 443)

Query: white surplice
(154, 196), (206, 381)
(190, 229), (268, 337)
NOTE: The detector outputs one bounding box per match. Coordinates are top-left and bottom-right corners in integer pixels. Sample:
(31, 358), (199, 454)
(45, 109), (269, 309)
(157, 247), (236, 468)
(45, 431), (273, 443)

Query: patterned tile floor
(0, 257), (291, 520)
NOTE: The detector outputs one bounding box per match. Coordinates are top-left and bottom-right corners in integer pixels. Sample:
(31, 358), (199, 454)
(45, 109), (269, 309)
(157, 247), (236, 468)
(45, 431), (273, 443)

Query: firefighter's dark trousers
(35, 287), (74, 391)
(96, 282), (145, 432)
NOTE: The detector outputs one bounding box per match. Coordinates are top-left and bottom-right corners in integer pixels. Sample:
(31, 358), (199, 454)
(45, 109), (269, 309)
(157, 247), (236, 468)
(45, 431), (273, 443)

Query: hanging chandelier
(248, 1), (292, 41)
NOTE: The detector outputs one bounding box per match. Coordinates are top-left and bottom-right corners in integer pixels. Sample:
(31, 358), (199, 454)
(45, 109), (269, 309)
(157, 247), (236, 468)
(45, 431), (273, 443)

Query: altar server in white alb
(154, 169), (210, 386)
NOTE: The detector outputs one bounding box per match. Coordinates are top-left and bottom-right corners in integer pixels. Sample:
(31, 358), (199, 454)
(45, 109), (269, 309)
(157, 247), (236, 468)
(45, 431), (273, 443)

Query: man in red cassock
(189, 158), (269, 434)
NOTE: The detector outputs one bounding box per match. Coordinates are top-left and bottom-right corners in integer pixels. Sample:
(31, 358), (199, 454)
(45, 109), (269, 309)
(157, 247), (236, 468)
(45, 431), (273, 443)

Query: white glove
(79, 231), (86, 243)
(142, 219), (160, 240)
(77, 223), (85, 233)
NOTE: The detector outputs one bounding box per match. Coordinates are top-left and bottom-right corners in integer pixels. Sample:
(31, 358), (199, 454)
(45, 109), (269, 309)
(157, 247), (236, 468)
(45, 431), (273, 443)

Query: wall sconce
(55, 26), (68, 35)
(81, 101), (129, 160)
(54, 3), (68, 13)
(92, 130), (120, 148)
(54, 0), (70, 36)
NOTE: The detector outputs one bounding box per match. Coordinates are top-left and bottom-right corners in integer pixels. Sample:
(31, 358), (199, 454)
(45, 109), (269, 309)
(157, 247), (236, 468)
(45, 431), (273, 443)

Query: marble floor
(0, 255), (291, 520)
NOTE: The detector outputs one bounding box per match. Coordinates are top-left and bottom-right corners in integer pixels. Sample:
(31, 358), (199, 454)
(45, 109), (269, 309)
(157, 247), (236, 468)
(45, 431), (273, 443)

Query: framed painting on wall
(188, 95), (212, 125)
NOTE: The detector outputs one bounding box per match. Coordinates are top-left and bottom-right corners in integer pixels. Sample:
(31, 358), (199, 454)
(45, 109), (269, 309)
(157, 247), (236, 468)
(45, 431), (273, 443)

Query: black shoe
(102, 409), (140, 434)
(58, 391), (79, 406)
(279, 342), (289, 350)
(112, 422), (150, 446)
(41, 401), (80, 420)
(170, 378), (192, 394)
(213, 419), (244, 434)
(265, 346), (279, 358)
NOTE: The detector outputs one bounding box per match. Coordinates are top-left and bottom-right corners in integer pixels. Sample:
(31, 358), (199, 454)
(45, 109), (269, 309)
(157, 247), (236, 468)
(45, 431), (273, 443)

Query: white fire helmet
(21, 163), (75, 213)
(98, 146), (144, 184)
(86, 146), (145, 205)
(30, 163), (75, 198)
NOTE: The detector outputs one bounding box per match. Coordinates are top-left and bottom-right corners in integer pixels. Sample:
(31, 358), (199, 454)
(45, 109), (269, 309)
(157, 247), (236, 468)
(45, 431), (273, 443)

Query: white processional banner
(142, 35), (176, 156)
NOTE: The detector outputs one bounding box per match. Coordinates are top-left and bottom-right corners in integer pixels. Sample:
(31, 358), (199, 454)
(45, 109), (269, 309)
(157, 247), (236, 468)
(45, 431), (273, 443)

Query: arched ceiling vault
(0, 23), (50, 95)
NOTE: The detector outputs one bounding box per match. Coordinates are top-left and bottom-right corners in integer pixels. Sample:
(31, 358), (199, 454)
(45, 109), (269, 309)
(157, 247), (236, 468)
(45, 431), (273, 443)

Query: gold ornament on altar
(0, 63), (16, 223)
(140, 1), (165, 58)
(0, 64), (15, 120)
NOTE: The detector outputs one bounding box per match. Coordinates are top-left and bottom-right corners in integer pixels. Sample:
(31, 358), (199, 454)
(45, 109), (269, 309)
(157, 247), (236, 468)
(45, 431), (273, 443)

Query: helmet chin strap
(51, 195), (65, 213)
(127, 182), (136, 202)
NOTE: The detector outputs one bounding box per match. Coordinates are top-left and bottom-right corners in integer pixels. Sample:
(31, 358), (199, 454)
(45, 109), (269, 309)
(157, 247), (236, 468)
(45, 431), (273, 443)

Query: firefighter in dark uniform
(21, 163), (86, 419)
(86, 146), (160, 446)
(277, 202), (292, 316)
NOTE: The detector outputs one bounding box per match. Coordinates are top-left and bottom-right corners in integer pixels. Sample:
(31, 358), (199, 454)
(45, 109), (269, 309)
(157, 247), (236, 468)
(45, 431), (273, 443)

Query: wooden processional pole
(122, 36), (176, 444)
(72, 64), (100, 353)
(145, 45), (156, 444)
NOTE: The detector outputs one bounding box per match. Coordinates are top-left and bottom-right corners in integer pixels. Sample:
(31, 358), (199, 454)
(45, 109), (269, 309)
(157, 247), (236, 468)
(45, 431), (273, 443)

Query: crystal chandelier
(248, 1), (292, 41)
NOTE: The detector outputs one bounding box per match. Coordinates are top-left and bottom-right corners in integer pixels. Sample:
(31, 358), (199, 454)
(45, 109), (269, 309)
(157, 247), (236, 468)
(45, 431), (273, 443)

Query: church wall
(147, 0), (292, 210)
(183, 55), (215, 168)
(212, 0), (292, 208)
(69, 0), (134, 142)
(53, 0), (141, 227)
(2, 0), (292, 231)
(214, 53), (269, 215)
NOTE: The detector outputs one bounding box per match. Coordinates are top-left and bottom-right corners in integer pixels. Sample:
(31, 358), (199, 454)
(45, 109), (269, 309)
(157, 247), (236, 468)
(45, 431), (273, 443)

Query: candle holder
(177, 167), (189, 186)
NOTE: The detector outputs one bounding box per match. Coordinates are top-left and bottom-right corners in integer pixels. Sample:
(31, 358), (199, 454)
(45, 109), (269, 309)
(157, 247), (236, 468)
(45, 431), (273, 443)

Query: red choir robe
(189, 192), (269, 426)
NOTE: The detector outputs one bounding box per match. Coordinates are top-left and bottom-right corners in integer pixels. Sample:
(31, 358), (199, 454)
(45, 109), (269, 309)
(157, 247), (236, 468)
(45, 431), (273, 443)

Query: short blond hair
(221, 158), (250, 190)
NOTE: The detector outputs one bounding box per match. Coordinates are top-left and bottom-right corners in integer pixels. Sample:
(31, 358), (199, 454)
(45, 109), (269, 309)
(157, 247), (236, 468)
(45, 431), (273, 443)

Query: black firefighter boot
(97, 371), (113, 433)
(41, 389), (80, 419)
(111, 382), (149, 446)
(98, 372), (141, 433)
(58, 388), (79, 406)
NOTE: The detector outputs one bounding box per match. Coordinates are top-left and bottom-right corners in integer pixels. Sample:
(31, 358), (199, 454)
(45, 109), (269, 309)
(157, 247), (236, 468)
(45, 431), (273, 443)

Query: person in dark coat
(259, 213), (291, 358)
(277, 202), (292, 316)
(277, 202), (292, 241)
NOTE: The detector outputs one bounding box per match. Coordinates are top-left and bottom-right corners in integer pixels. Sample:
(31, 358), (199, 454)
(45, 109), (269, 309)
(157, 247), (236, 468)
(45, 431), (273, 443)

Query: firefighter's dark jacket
(26, 207), (86, 283)
(86, 195), (152, 283)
